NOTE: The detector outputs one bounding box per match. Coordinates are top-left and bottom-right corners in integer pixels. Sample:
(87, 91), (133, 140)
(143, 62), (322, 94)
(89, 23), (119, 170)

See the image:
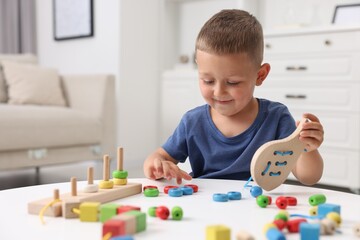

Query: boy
(144, 9), (324, 185)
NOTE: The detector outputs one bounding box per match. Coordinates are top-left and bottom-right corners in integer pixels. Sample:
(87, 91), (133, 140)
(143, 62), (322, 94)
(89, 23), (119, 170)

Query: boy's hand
(144, 153), (192, 184)
(297, 113), (324, 152)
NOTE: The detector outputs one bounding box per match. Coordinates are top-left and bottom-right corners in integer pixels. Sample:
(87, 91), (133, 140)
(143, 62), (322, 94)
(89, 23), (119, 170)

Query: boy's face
(196, 50), (266, 118)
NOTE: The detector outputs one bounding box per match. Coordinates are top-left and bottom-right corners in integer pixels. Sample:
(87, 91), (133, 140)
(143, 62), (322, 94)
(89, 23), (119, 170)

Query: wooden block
(123, 210), (146, 232)
(28, 182), (142, 217)
(113, 214), (137, 235)
(100, 203), (120, 223)
(206, 225), (231, 240)
(103, 219), (126, 238)
(250, 118), (307, 191)
(79, 202), (100, 222)
(62, 198), (81, 219)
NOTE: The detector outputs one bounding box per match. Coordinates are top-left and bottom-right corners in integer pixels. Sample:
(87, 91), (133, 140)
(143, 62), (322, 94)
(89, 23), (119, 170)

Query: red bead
(286, 196), (297, 206)
(276, 197), (288, 209)
(184, 184), (198, 193)
(287, 218), (307, 233)
(117, 205), (141, 214)
(143, 185), (158, 191)
(267, 196), (272, 205)
(163, 185), (178, 194)
(155, 206), (170, 220)
(273, 219), (287, 230)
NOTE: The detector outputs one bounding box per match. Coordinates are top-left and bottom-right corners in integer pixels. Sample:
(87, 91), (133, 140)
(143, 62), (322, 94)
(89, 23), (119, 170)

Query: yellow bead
(326, 212), (341, 227)
(113, 178), (127, 185)
(309, 206), (318, 216)
(206, 225), (231, 240)
(99, 180), (114, 189)
(263, 223), (276, 235)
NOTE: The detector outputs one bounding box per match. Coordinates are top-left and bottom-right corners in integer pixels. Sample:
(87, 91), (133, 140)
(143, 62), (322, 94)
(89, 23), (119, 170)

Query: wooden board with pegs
(250, 118), (308, 191)
(28, 150), (142, 218)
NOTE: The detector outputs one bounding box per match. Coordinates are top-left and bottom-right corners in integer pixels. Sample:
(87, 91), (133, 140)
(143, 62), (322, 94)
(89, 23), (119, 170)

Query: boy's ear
(256, 63), (271, 86)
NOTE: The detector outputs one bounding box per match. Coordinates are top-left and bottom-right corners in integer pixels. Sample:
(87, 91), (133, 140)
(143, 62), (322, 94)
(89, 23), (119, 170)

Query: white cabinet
(255, 26), (360, 191)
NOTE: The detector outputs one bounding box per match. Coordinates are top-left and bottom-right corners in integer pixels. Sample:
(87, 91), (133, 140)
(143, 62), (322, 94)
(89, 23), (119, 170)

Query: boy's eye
(202, 79), (214, 85)
(227, 81), (240, 85)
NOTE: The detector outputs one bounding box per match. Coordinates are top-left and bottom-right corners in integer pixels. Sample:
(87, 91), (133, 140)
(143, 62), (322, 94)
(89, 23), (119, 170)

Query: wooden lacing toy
(250, 118), (308, 191)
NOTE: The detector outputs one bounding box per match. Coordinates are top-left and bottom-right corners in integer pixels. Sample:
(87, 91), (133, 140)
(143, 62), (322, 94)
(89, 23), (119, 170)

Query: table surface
(0, 178), (359, 240)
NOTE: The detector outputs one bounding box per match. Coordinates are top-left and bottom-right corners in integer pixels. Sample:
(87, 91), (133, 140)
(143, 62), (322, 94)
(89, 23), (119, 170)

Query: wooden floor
(0, 160), (145, 191)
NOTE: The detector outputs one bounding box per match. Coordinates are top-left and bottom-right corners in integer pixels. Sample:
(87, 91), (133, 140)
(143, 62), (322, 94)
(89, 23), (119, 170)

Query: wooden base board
(28, 182), (142, 217)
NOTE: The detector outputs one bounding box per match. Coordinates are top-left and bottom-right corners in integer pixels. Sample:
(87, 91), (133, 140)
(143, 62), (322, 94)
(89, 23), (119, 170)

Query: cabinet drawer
(289, 111), (359, 150)
(255, 84), (360, 112)
(318, 149), (360, 189)
(264, 31), (360, 54)
(268, 56), (351, 76)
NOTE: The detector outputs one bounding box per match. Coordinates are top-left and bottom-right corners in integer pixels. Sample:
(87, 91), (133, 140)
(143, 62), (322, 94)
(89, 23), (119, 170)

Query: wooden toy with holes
(27, 149), (142, 218)
(250, 118), (308, 191)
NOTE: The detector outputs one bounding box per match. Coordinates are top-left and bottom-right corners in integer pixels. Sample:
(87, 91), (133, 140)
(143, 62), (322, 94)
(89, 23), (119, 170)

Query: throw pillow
(0, 66), (7, 103)
(0, 54), (38, 103)
(2, 60), (67, 106)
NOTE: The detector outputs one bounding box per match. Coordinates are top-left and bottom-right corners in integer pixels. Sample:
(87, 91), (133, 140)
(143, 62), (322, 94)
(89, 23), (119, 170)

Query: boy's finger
(180, 170), (193, 180)
(302, 113), (320, 123)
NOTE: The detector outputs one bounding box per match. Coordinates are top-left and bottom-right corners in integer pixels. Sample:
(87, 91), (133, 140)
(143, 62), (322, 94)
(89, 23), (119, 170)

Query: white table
(0, 178), (359, 239)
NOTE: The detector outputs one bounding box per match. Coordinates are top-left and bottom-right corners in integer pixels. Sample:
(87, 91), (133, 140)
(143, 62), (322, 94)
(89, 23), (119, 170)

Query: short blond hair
(196, 9), (264, 66)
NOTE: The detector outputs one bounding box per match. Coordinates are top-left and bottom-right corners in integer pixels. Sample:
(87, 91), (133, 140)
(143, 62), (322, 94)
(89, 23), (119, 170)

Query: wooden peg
(103, 155), (110, 181)
(117, 147), (123, 171)
(53, 189), (60, 200)
(71, 177), (77, 196)
(88, 167), (94, 185)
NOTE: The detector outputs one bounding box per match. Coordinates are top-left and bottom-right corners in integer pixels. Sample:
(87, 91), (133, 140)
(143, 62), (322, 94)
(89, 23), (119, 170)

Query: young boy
(144, 9), (324, 185)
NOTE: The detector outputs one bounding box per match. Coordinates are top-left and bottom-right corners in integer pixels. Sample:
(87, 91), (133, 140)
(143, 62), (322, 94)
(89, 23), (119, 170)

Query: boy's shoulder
(259, 98), (289, 112)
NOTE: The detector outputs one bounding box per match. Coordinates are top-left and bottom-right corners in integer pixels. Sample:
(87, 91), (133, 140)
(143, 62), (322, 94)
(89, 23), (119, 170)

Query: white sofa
(0, 54), (116, 170)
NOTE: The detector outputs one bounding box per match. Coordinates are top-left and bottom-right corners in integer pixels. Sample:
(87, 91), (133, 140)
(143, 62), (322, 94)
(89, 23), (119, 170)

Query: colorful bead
(156, 206), (170, 220)
(180, 186), (194, 195)
(285, 196), (297, 206)
(144, 188), (159, 197)
(317, 203), (340, 217)
(171, 206), (183, 220)
(235, 230), (255, 240)
(353, 223), (360, 237)
(184, 184), (199, 193)
(112, 170), (128, 179)
(308, 194), (326, 206)
(262, 223), (276, 234)
(148, 206), (157, 217)
(168, 188), (183, 197)
(326, 212), (341, 227)
(266, 227), (286, 240)
(273, 219), (286, 230)
(113, 178), (127, 185)
(274, 211), (289, 222)
(143, 185), (158, 191)
(163, 185), (177, 194)
(256, 195), (269, 208)
(275, 197), (288, 209)
(320, 218), (336, 235)
(99, 180), (114, 189)
(287, 218), (307, 233)
(250, 186), (263, 198)
(227, 191), (241, 200)
(309, 206), (318, 216)
(213, 193), (229, 202)
(267, 196), (272, 205)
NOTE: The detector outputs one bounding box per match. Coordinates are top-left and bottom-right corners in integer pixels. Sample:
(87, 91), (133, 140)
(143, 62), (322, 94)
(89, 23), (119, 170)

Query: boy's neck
(210, 98), (259, 137)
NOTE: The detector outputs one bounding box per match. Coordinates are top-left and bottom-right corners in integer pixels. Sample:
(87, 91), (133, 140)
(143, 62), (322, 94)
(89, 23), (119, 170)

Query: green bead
(171, 206), (183, 220)
(112, 170), (128, 179)
(148, 206), (157, 217)
(274, 213), (288, 222)
(256, 195), (269, 208)
(308, 194), (326, 206)
(144, 188), (159, 197)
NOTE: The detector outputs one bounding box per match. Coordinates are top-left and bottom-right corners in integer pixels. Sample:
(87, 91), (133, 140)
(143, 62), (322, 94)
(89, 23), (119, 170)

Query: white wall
(36, 0), (161, 171)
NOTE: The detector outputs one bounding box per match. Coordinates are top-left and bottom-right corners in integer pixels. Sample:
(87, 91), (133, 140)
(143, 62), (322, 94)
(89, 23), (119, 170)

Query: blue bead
(110, 235), (134, 240)
(213, 193), (229, 202)
(168, 188), (183, 197)
(300, 223), (320, 240)
(250, 186), (263, 198)
(180, 186), (194, 195)
(266, 228), (286, 240)
(227, 191), (241, 200)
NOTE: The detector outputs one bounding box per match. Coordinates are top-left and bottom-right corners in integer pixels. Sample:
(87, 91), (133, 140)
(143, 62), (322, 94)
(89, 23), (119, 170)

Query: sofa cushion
(2, 61), (67, 106)
(0, 104), (102, 151)
(0, 54), (38, 103)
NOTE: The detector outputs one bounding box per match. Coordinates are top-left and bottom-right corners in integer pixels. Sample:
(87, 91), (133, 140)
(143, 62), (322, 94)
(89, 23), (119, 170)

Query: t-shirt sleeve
(162, 116), (189, 163)
(276, 107), (297, 139)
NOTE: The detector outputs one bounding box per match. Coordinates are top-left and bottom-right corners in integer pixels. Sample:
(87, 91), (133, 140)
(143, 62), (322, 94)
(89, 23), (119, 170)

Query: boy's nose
(214, 83), (225, 96)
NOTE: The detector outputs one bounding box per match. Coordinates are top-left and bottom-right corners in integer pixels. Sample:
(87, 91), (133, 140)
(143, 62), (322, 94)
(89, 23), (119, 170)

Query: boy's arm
(292, 113), (324, 185)
(143, 147), (192, 184)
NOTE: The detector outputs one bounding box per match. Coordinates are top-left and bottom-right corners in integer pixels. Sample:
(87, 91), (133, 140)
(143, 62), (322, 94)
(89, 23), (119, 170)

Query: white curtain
(0, 0), (37, 54)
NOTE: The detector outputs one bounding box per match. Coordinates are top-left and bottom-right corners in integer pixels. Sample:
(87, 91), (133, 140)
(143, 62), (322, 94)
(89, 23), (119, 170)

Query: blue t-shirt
(162, 98), (296, 180)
